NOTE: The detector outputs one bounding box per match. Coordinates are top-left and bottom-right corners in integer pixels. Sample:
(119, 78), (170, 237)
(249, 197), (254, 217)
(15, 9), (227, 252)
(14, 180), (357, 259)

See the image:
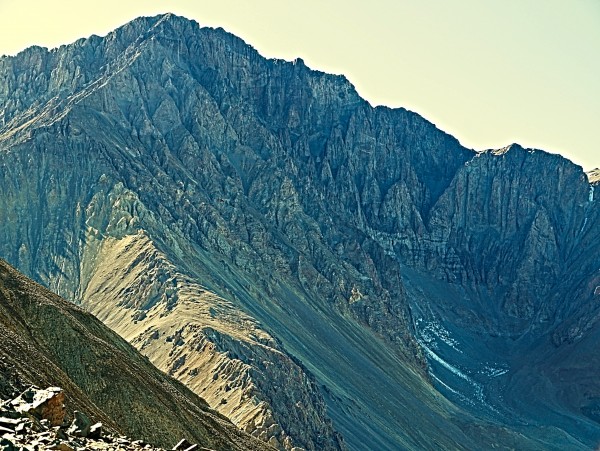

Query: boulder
(9, 387), (65, 427)
(66, 410), (91, 437)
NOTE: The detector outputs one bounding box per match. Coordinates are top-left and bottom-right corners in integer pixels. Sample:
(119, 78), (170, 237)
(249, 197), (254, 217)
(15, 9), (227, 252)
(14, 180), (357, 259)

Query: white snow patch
(590, 186), (595, 202)
(479, 365), (509, 378)
(430, 373), (462, 397)
(415, 318), (462, 353)
(421, 344), (496, 409)
(421, 344), (471, 383)
(414, 317), (504, 412)
(581, 217), (588, 234)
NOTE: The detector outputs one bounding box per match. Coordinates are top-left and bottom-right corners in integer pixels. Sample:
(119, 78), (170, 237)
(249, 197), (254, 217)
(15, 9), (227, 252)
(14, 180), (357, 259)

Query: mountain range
(0, 13), (599, 450)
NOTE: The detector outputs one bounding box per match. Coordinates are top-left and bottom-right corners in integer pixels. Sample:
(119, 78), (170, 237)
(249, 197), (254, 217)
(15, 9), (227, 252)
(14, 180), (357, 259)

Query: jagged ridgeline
(0, 13), (599, 451)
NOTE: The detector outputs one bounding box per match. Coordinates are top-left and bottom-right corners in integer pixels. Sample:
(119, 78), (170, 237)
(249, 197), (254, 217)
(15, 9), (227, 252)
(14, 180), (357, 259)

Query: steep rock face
(0, 259), (267, 450)
(410, 146), (599, 335)
(0, 14), (461, 366)
(0, 12), (599, 450)
(402, 147), (600, 447)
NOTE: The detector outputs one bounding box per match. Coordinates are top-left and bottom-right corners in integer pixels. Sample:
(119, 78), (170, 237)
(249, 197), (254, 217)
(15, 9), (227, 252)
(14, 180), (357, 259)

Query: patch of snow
(421, 343), (471, 383)
(581, 217), (588, 234)
(430, 373), (462, 397)
(415, 318), (462, 353)
(590, 185), (595, 202)
(479, 364), (509, 378)
(415, 317), (507, 413)
(421, 343), (500, 411)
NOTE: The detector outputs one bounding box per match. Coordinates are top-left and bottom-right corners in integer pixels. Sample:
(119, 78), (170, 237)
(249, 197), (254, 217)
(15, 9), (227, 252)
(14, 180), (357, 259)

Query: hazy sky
(1, 1), (598, 170)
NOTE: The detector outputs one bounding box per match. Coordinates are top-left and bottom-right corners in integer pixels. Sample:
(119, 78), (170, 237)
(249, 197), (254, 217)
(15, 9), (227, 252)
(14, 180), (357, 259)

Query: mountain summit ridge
(0, 13), (599, 450)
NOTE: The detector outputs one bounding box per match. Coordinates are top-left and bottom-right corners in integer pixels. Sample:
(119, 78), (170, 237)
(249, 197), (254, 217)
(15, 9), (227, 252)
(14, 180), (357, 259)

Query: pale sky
(0, 1), (598, 171)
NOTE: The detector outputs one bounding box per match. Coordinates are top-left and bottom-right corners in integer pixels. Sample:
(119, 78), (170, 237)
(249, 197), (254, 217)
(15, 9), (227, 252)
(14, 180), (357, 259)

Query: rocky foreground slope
(0, 385), (171, 451)
(0, 13), (599, 450)
(0, 259), (267, 450)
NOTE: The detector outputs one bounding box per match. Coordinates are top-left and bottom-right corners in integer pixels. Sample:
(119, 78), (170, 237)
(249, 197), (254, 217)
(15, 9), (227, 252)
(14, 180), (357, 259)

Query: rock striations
(0, 13), (599, 450)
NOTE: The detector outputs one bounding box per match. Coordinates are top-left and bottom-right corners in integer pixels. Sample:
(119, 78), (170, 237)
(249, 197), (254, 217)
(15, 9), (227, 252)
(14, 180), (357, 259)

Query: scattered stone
(67, 410), (91, 437)
(0, 418), (19, 429)
(13, 423), (25, 435)
(0, 386), (173, 450)
(54, 426), (68, 440)
(88, 422), (102, 439)
(0, 410), (18, 421)
(116, 436), (131, 445)
(172, 438), (193, 450)
(10, 386), (66, 426)
(48, 443), (74, 451)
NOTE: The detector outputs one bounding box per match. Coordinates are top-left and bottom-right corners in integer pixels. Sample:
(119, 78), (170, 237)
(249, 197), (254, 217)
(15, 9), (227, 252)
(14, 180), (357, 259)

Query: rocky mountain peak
(0, 13), (599, 450)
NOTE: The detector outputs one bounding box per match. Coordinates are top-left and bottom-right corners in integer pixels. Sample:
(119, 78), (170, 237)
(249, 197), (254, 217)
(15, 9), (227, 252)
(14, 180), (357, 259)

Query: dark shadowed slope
(0, 259), (268, 450)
